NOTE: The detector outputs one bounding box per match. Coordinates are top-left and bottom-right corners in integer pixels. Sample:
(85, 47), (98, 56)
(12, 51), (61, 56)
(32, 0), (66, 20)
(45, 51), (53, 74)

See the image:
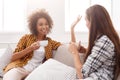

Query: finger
(79, 41), (81, 45)
(77, 15), (82, 21)
(35, 43), (38, 46)
(69, 41), (74, 44)
(71, 42), (76, 46)
(36, 41), (39, 45)
(36, 43), (40, 47)
(78, 15), (82, 19)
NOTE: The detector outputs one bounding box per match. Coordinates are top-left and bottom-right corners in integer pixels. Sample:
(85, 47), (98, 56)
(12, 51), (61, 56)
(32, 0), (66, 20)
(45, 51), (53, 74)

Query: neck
(36, 34), (46, 41)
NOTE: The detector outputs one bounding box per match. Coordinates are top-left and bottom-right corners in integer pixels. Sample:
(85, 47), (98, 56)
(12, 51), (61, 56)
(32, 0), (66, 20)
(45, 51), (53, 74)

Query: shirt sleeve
(51, 40), (61, 50)
(82, 36), (115, 79)
(13, 34), (27, 53)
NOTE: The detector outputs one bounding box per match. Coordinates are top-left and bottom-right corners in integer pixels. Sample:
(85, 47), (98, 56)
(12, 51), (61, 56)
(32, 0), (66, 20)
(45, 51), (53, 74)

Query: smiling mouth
(42, 29), (48, 34)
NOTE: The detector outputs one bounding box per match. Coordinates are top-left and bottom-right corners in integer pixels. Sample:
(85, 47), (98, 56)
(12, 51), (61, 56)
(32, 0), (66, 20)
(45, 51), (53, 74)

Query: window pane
(0, 0), (3, 31)
(65, 0), (90, 32)
(4, 0), (26, 32)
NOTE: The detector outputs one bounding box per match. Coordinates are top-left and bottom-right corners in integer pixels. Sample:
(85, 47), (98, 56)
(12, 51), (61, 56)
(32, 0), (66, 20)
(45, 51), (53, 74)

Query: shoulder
(96, 35), (114, 48)
(20, 34), (35, 40)
(22, 34), (34, 38)
(47, 37), (56, 42)
(97, 35), (112, 42)
(47, 37), (60, 43)
(93, 35), (115, 57)
(46, 37), (61, 47)
(47, 37), (52, 41)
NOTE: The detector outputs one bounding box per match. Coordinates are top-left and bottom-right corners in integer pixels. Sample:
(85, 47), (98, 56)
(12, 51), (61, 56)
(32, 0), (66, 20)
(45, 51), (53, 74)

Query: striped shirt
(82, 35), (115, 80)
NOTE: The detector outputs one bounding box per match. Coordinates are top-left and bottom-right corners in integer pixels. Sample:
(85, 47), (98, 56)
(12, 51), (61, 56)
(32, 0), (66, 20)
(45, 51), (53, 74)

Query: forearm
(73, 53), (83, 79)
(11, 46), (33, 62)
(71, 28), (76, 42)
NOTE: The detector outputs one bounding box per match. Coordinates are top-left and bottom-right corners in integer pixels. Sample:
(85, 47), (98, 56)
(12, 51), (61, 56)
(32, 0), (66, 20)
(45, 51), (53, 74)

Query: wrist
(73, 51), (79, 56)
(71, 26), (75, 30)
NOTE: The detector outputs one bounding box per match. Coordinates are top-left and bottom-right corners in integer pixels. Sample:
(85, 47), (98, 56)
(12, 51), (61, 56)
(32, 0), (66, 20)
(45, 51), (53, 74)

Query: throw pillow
(25, 59), (76, 80)
(0, 45), (13, 77)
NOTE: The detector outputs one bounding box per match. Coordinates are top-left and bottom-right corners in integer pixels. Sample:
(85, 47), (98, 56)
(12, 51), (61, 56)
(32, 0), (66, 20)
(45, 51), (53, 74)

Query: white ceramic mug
(34, 40), (48, 52)
(39, 40), (48, 47)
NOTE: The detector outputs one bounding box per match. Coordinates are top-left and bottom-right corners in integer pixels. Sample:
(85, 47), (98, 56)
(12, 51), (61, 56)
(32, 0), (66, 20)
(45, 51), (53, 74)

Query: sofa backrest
(53, 44), (75, 68)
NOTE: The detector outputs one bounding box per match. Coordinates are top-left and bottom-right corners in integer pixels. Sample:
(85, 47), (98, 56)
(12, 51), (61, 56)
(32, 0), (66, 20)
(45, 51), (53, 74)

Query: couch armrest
(53, 44), (75, 67)
(53, 44), (85, 68)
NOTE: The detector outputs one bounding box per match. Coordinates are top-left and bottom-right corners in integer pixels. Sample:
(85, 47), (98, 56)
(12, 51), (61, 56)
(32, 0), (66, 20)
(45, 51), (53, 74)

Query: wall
(0, 0), (120, 48)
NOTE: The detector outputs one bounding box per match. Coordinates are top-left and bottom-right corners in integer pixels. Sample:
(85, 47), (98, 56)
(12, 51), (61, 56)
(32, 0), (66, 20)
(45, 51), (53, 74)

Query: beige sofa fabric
(53, 44), (75, 68)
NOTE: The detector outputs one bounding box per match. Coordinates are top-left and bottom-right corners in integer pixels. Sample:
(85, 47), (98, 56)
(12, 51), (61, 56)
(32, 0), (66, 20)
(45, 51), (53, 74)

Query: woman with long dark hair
(69, 5), (120, 80)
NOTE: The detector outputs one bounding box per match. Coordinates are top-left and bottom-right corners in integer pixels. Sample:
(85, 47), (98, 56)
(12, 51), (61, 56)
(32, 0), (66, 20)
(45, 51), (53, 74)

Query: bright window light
(0, 0), (3, 31)
(0, 0), (26, 32)
(65, 0), (89, 32)
(65, 0), (112, 32)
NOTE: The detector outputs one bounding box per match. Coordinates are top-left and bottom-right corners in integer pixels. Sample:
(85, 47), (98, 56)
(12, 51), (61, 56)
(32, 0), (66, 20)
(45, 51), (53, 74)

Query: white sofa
(0, 44), (120, 80)
(0, 44), (76, 80)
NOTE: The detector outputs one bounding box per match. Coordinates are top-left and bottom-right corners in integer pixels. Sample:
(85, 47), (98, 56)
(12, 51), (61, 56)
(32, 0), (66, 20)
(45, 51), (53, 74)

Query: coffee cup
(39, 40), (48, 47)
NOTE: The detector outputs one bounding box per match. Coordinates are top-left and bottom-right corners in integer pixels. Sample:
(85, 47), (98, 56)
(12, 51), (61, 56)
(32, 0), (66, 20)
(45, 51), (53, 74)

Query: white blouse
(23, 47), (45, 72)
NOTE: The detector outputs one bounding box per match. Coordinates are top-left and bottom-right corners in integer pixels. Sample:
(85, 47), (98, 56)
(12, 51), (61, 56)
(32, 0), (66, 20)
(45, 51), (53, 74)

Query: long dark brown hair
(85, 5), (120, 80)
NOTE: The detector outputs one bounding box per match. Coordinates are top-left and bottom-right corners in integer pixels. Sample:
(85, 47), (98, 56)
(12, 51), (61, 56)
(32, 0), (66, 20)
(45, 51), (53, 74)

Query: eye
(45, 23), (48, 26)
(39, 23), (43, 26)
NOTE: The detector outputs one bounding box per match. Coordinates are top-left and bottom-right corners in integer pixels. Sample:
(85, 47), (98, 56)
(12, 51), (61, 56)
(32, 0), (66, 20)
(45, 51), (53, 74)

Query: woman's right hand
(11, 41), (40, 62)
(69, 42), (79, 56)
(30, 41), (40, 51)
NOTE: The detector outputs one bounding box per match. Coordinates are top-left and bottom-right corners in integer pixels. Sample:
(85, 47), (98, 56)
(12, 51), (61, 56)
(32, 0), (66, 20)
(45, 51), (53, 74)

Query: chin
(42, 33), (48, 36)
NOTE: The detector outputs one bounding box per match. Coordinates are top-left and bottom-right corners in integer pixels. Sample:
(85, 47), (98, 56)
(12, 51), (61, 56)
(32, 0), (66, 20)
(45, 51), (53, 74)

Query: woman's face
(36, 18), (49, 35)
(85, 16), (90, 30)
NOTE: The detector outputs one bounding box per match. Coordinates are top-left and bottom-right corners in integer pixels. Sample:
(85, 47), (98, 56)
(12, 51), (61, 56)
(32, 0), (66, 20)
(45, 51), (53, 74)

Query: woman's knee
(3, 68), (22, 80)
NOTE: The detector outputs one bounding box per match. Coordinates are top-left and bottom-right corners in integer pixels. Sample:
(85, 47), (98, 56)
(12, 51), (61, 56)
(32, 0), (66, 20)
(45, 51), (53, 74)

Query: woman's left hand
(71, 15), (82, 29)
(69, 42), (79, 55)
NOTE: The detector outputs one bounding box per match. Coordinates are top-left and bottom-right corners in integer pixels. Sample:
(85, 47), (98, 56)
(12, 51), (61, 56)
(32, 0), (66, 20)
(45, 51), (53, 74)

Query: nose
(42, 25), (48, 30)
(43, 25), (46, 29)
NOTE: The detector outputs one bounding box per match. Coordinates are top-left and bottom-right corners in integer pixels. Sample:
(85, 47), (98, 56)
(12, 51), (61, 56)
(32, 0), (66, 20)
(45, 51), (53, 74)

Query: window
(65, 0), (112, 32)
(0, 0), (3, 32)
(0, 0), (27, 32)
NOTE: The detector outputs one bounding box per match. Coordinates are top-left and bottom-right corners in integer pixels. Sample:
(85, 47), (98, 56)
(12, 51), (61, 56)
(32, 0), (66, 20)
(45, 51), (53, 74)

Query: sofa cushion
(0, 46), (13, 77)
(53, 44), (75, 68)
(25, 59), (76, 80)
(53, 44), (85, 68)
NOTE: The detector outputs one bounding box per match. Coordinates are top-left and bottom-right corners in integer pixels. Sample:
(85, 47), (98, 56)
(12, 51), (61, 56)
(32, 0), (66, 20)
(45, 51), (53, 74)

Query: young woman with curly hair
(3, 9), (61, 80)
